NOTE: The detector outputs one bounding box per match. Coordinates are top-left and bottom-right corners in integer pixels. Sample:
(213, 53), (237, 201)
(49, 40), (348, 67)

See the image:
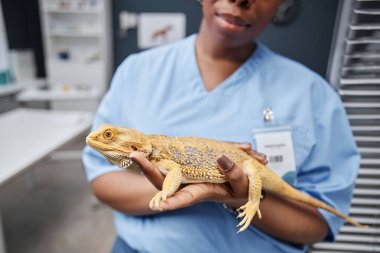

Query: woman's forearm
(91, 171), (159, 215)
(228, 192), (328, 245)
(91, 171), (328, 244)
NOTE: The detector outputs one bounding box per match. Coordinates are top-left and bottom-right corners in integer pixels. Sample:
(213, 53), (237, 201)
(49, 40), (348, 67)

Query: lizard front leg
(236, 159), (263, 233)
(149, 160), (183, 211)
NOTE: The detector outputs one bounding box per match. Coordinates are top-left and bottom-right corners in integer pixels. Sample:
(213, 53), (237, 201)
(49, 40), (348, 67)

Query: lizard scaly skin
(86, 124), (367, 233)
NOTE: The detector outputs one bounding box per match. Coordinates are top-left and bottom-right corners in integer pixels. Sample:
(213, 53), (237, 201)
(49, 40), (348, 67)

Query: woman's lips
(215, 12), (251, 32)
(216, 13), (251, 28)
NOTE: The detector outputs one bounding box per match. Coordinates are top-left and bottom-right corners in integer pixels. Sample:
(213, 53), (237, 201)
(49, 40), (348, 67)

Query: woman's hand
(130, 143), (267, 211)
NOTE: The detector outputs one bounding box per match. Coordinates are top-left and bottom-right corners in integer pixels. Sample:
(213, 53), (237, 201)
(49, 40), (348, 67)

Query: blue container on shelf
(0, 70), (11, 86)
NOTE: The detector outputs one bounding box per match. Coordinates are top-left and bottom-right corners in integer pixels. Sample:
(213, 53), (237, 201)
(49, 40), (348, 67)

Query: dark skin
(91, 0), (328, 246)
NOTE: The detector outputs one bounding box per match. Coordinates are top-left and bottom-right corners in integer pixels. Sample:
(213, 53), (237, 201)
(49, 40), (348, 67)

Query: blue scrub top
(82, 35), (360, 253)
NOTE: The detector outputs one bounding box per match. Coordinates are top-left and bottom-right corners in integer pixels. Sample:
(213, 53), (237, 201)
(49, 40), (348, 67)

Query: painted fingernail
(256, 152), (266, 158)
(231, 142), (251, 149)
(217, 155), (234, 172)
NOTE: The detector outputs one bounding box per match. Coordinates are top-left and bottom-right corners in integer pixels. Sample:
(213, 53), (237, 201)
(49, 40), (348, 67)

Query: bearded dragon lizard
(86, 124), (367, 233)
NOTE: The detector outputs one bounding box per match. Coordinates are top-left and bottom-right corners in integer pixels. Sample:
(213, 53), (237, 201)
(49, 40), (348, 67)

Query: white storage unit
(39, 0), (112, 111)
(0, 1), (9, 74)
(312, 0), (380, 252)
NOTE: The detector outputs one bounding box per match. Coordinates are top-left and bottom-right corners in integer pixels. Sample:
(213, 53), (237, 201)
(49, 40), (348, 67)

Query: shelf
(0, 79), (46, 97)
(344, 102), (380, 108)
(48, 59), (102, 67)
(352, 125), (380, 131)
(346, 38), (380, 44)
(344, 52), (380, 59)
(340, 77), (380, 85)
(348, 114), (380, 120)
(355, 135), (380, 142)
(44, 7), (101, 14)
(359, 147), (380, 154)
(0, 84), (23, 97)
(339, 89), (380, 96)
(17, 87), (101, 102)
(46, 30), (100, 37)
(350, 23), (380, 30)
(49, 59), (102, 66)
(40, 0), (111, 111)
(354, 8), (380, 15)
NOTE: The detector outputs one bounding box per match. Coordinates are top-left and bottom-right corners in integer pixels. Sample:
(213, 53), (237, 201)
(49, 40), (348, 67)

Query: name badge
(253, 126), (296, 184)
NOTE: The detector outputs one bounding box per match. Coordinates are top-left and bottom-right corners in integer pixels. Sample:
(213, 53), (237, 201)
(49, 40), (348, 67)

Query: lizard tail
(261, 167), (368, 228)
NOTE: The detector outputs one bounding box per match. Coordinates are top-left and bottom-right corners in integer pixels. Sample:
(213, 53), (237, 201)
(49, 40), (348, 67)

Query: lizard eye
(131, 145), (138, 151)
(103, 130), (115, 140)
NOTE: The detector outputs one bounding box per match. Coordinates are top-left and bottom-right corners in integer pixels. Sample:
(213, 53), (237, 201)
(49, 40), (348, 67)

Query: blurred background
(0, 0), (379, 252)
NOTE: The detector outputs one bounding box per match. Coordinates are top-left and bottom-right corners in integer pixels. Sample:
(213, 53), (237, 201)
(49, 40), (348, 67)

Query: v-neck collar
(187, 34), (265, 95)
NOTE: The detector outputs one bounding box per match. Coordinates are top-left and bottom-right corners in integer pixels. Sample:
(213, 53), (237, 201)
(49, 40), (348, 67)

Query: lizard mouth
(86, 138), (108, 152)
(87, 138), (132, 168)
(86, 138), (128, 154)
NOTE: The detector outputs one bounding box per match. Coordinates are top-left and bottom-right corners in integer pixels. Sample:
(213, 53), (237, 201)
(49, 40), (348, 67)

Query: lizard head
(86, 124), (152, 171)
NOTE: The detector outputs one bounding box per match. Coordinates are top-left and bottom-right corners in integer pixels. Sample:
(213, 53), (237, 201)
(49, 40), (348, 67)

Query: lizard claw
(149, 191), (164, 210)
(236, 200), (261, 233)
(149, 190), (170, 210)
(162, 192), (169, 201)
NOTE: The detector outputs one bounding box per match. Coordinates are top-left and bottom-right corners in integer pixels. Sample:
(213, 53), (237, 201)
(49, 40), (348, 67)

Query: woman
(82, 0), (360, 252)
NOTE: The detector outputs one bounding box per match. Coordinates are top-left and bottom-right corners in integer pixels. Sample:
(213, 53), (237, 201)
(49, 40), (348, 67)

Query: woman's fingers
(159, 184), (214, 210)
(229, 142), (252, 151)
(229, 142), (268, 165)
(246, 150), (268, 165)
(216, 155), (249, 198)
(130, 151), (164, 190)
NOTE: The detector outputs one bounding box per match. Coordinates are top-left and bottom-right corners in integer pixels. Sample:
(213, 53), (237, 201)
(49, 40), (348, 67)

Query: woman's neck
(195, 21), (257, 92)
